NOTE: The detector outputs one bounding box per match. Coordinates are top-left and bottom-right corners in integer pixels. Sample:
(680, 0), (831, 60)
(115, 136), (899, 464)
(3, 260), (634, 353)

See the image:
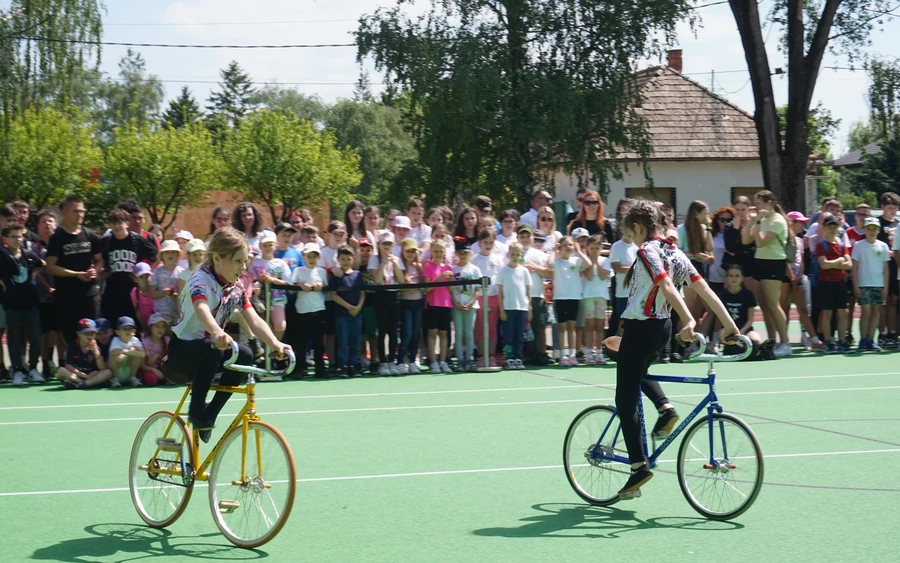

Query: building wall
(553, 160), (765, 221)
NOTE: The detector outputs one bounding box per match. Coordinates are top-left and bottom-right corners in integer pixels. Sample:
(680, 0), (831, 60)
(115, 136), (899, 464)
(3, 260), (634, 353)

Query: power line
(104, 19), (358, 27)
(19, 36), (355, 49)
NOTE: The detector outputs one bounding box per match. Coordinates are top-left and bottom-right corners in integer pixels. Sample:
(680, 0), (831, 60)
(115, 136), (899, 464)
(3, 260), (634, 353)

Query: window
(625, 187), (677, 220)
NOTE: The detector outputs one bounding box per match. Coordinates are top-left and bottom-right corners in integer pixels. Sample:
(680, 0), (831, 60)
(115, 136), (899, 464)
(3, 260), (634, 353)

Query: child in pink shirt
(140, 313), (172, 386)
(423, 240), (454, 373)
(131, 262), (155, 331)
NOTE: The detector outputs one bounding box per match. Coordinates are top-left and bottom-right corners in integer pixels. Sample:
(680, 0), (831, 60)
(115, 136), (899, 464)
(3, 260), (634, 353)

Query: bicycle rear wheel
(129, 410), (196, 528)
(208, 420), (297, 548)
(677, 412), (763, 520)
(563, 405), (631, 506)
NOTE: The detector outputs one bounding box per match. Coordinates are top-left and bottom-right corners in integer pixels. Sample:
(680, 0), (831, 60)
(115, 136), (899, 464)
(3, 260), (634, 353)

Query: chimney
(667, 49), (683, 73)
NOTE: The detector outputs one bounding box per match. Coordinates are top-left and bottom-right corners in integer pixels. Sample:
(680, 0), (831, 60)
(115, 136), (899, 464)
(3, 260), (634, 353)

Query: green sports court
(1, 351), (897, 562)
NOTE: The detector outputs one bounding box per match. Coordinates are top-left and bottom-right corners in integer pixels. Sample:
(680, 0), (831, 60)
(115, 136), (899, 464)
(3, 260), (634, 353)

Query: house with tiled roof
(832, 140), (882, 169)
(553, 50), (765, 220)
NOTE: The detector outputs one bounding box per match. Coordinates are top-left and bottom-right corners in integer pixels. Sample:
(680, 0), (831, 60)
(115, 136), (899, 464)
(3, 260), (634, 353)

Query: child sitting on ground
(56, 318), (113, 389)
(711, 265), (764, 356)
(109, 316), (146, 387)
(140, 313), (172, 386)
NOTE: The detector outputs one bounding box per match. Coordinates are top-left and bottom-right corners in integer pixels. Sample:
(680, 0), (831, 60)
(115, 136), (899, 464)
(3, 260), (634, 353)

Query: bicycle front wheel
(677, 412), (764, 520)
(563, 405), (631, 506)
(129, 410), (196, 528)
(208, 421), (297, 548)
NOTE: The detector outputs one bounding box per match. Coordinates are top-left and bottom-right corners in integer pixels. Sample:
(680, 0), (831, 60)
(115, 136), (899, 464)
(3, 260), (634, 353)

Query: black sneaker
(314, 368), (329, 379)
(651, 408), (679, 439)
(348, 366), (361, 378)
(618, 465), (653, 499)
(669, 352), (683, 363)
(188, 413), (215, 444)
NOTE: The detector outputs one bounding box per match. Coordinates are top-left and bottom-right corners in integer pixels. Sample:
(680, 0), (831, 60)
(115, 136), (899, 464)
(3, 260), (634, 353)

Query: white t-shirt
(851, 239), (891, 288)
(472, 252), (504, 296)
(523, 246), (550, 294)
(610, 239), (638, 298)
(367, 255), (405, 286)
(496, 232), (515, 246)
(583, 257), (613, 300)
(319, 246), (338, 301)
(110, 335), (143, 352)
(553, 255), (586, 300)
(291, 266), (328, 314)
(471, 239), (508, 259)
(409, 224), (432, 247)
(496, 264), (532, 311)
(173, 265), (253, 340)
(709, 233), (727, 284)
(451, 263), (483, 307)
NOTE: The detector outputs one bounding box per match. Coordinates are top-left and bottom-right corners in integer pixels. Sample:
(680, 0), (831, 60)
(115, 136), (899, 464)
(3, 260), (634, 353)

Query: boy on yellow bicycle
(168, 227), (291, 442)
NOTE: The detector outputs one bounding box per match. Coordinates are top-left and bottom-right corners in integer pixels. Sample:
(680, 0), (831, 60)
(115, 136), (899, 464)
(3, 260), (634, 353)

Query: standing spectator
(518, 224), (553, 364)
(880, 192), (900, 347)
(407, 198), (432, 250)
(749, 190), (792, 357)
(116, 198), (161, 251)
(274, 223), (303, 271)
(552, 236), (592, 366)
(10, 200), (39, 249)
(392, 216), (413, 255)
(567, 189), (615, 245)
(816, 214), (853, 353)
(371, 233), (404, 375)
(251, 231), (292, 343)
(364, 206), (385, 241)
(451, 238), (482, 371)
(344, 200), (373, 244)
(496, 210), (519, 245)
(781, 211), (822, 351)
(34, 209), (62, 379)
(356, 238), (379, 373)
(423, 240), (454, 373)
(174, 230), (192, 269)
(852, 217), (891, 352)
(473, 195), (501, 231)
(472, 231), (504, 367)
(847, 204), (869, 244)
(520, 189), (554, 229)
(330, 246), (366, 377)
(722, 196), (757, 294)
(609, 227), (638, 336)
(397, 237), (425, 373)
(209, 206), (232, 238)
(536, 206), (564, 249)
(565, 187), (590, 226)
(708, 206), (735, 295)
(583, 235), (613, 364)
(147, 240), (184, 324)
(100, 209), (158, 328)
(678, 201), (714, 321)
(288, 211), (305, 250)
(291, 243), (328, 378)
(321, 221), (347, 374)
(453, 206), (479, 246)
(45, 195), (103, 347)
(232, 202), (265, 251)
(425, 207), (447, 229)
(496, 242), (533, 369)
(0, 223), (45, 384)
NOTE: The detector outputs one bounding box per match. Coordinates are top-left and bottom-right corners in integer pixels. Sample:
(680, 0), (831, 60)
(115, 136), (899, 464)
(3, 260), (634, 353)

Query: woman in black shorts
(749, 191), (792, 357)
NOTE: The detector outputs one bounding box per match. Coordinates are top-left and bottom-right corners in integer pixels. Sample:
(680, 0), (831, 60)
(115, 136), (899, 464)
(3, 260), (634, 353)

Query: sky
(86, 1), (900, 157)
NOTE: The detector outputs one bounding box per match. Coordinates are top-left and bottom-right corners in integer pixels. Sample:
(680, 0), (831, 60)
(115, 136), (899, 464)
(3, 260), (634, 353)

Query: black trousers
(376, 292), (400, 364)
(616, 318), (673, 464)
(168, 335), (253, 421)
(293, 310), (325, 371)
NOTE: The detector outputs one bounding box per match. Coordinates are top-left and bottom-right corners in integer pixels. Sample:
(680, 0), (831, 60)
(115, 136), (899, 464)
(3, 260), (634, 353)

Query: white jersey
(173, 265), (252, 340)
(622, 237), (701, 321)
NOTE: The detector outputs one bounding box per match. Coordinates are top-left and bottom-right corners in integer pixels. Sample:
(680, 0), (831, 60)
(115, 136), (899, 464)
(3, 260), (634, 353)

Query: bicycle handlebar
(683, 333), (754, 362)
(220, 340), (296, 377)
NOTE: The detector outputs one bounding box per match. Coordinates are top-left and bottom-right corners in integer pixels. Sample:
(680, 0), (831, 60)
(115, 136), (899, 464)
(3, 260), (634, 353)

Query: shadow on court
(31, 523), (268, 562)
(472, 503), (743, 539)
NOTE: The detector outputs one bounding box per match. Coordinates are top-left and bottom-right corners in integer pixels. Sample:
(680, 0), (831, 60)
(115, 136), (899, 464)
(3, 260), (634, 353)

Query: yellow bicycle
(128, 342), (297, 548)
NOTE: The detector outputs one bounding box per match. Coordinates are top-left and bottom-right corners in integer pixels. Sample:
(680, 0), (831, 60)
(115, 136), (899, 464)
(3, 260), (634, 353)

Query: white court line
(1, 447), (898, 498)
(2, 385), (899, 426)
(2, 371), (897, 413)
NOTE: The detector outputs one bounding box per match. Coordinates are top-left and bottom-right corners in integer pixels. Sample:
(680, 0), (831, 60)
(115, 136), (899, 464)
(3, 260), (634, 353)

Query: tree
(207, 61), (257, 128)
(778, 102), (840, 158)
(105, 123), (222, 229)
(163, 86), (203, 129)
(221, 110), (362, 222)
(847, 119), (884, 151)
(844, 134), (900, 200)
(92, 49), (166, 145)
(249, 84), (327, 123)
(356, 1), (693, 205)
(727, 0), (896, 211)
(0, 107), (102, 209)
(324, 99), (416, 205)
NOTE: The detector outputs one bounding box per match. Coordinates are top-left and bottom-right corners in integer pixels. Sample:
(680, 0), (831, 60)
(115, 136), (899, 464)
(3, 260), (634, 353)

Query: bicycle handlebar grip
(273, 350), (297, 376)
(682, 333), (708, 359)
(220, 340), (241, 369)
(716, 334), (754, 361)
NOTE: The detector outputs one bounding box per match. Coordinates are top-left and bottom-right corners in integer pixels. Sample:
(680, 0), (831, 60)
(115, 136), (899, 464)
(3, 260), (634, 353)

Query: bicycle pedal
(156, 438), (181, 452)
(218, 500), (240, 514)
(618, 489), (642, 500)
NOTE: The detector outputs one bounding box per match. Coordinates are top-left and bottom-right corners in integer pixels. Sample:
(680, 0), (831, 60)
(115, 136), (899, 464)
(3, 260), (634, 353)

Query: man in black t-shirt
(10, 200), (40, 251)
(101, 209), (159, 328)
(878, 192), (900, 347)
(45, 195), (103, 346)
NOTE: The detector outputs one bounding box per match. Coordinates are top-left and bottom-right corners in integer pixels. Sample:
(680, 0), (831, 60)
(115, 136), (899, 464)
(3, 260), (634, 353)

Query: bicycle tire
(676, 412), (764, 520)
(208, 420), (297, 548)
(129, 410), (196, 528)
(563, 405), (631, 506)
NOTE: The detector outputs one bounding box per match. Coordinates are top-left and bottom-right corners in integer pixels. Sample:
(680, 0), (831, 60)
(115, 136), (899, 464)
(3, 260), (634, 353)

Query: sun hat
(175, 230), (193, 241)
(786, 211), (809, 223)
(378, 232), (395, 244)
(301, 243), (321, 255)
(187, 238), (205, 254)
(259, 230), (277, 245)
(393, 216), (411, 229)
(159, 240), (181, 254)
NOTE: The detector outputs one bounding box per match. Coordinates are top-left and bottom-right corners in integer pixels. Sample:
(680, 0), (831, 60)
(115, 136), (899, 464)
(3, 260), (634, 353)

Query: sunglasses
(583, 200), (599, 206)
(540, 217), (554, 222)
(501, 218), (516, 224)
(718, 217), (733, 223)
(537, 196), (552, 201)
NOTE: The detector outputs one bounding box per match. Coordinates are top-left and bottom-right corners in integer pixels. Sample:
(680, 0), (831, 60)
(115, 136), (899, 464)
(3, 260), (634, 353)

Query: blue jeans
(399, 299), (423, 364)
(503, 310), (527, 360)
(335, 314), (362, 368)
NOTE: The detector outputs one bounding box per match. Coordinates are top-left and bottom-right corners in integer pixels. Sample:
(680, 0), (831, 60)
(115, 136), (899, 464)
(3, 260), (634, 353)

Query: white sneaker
(11, 370), (25, 386)
(515, 359), (525, 370)
(773, 343), (792, 358)
(396, 363), (409, 375)
(28, 369), (45, 383)
(407, 363), (420, 374)
(439, 361), (451, 373)
(128, 376), (143, 387)
(430, 362), (440, 373)
(801, 333), (811, 351)
(390, 363), (401, 376)
(109, 377), (122, 388)
(504, 359), (515, 369)
(379, 364), (391, 376)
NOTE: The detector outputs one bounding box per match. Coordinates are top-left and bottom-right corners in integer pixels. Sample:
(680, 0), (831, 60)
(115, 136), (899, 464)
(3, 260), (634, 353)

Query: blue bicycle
(563, 334), (764, 520)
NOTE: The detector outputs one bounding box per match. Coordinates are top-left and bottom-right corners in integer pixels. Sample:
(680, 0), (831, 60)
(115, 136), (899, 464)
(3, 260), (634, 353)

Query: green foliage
(867, 58), (900, 135)
(324, 99), (416, 206)
(0, 107), (102, 209)
(221, 110), (362, 222)
(777, 102), (840, 157)
(847, 119), (884, 151)
(91, 49), (165, 145)
(163, 86), (203, 129)
(250, 85), (326, 123)
(357, 0), (693, 205)
(105, 122), (222, 228)
(207, 61), (257, 129)
(844, 133), (900, 202)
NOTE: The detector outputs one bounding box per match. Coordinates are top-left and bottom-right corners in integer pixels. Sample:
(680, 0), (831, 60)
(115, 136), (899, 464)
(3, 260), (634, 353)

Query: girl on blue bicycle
(616, 200), (740, 498)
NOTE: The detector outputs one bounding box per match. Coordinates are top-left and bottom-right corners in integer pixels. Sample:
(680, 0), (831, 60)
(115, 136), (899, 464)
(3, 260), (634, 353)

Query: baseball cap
(533, 234), (547, 243)
(148, 313), (169, 327)
(133, 262), (152, 277)
(401, 238), (418, 251)
(823, 214), (840, 226)
(259, 230), (277, 245)
(571, 227), (590, 239)
(454, 236), (471, 253)
(301, 242), (321, 255)
(95, 318), (111, 331)
(274, 222), (298, 234)
(786, 211), (809, 223)
(175, 230), (193, 241)
(864, 217), (881, 228)
(78, 318), (97, 333)
(117, 316), (136, 329)
(393, 216), (411, 229)
(159, 240), (181, 254)
(517, 223), (534, 235)
(378, 232), (395, 244)
(358, 237), (374, 247)
(187, 238), (205, 254)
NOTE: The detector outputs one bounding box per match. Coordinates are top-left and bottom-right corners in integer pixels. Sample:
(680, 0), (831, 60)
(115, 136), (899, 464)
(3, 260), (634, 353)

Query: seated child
(140, 313), (172, 386)
(56, 318), (113, 389)
(705, 264), (763, 357)
(94, 318), (113, 361)
(109, 316), (146, 387)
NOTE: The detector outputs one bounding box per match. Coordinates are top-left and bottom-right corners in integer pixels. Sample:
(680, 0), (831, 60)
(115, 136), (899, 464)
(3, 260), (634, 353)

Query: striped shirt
(622, 237), (701, 321)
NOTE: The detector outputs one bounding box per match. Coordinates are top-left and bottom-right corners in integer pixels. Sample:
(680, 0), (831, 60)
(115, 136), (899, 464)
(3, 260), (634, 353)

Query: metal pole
(264, 282), (272, 372)
(476, 276), (501, 372)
